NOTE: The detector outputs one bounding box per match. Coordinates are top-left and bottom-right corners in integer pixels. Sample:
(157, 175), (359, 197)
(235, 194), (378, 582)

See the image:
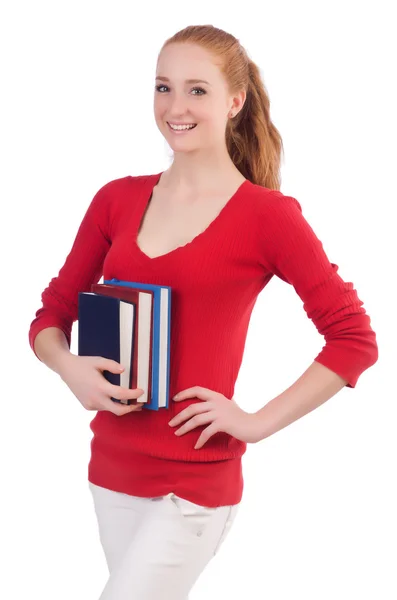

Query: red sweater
(29, 172), (378, 507)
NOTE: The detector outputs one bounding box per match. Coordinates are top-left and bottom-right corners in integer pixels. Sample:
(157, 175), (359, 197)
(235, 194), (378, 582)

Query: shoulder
(247, 182), (303, 219)
(247, 183), (310, 258)
(89, 172), (154, 210)
(93, 173), (149, 196)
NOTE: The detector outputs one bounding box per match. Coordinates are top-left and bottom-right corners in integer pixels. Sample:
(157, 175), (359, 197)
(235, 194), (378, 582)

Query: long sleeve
(29, 181), (114, 361)
(256, 190), (379, 388)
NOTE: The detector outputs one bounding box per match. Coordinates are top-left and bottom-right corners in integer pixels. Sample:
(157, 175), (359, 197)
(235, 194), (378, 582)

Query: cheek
(153, 98), (167, 117)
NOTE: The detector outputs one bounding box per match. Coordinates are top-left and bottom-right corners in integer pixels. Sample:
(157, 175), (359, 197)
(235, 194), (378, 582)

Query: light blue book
(104, 278), (171, 410)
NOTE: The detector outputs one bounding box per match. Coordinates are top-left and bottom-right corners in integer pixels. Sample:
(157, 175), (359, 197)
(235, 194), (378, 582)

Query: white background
(2, 1), (395, 599)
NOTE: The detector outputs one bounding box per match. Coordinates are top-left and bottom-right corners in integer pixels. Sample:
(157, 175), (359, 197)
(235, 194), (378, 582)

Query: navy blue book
(77, 292), (136, 404)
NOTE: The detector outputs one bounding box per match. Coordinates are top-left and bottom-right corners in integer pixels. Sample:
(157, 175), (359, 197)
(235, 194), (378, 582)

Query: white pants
(89, 482), (240, 600)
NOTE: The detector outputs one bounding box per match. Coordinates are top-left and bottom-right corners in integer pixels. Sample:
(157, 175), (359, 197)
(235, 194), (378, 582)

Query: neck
(162, 150), (244, 195)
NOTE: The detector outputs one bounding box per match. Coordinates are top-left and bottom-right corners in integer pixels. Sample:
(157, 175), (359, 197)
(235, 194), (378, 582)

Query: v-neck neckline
(132, 171), (250, 262)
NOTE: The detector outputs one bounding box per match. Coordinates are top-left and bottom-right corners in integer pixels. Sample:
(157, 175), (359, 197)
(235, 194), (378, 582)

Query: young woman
(29, 24), (378, 600)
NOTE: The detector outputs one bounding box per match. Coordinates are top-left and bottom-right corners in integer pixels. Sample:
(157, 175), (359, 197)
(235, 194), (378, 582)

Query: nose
(167, 97), (191, 120)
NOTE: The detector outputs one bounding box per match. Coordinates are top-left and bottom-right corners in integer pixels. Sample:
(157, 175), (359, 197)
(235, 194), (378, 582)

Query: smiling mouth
(167, 122), (197, 132)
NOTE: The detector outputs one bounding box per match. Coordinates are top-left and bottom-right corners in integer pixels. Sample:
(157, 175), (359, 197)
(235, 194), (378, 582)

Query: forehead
(156, 43), (222, 84)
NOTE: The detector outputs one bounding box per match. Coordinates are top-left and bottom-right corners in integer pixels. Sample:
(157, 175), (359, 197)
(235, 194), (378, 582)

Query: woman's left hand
(168, 386), (262, 449)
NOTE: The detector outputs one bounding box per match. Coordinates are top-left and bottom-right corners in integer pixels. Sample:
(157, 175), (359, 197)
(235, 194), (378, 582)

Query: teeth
(169, 123), (196, 130)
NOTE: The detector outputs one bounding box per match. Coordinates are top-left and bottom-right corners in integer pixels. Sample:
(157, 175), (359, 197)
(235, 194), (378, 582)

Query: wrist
(52, 351), (76, 379)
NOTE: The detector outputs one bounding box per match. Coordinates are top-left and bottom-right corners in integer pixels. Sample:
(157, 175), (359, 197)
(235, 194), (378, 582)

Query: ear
(232, 88), (247, 115)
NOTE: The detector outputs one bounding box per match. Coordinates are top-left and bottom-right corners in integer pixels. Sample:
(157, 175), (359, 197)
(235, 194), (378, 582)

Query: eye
(155, 85), (206, 96)
(191, 87), (206, 96)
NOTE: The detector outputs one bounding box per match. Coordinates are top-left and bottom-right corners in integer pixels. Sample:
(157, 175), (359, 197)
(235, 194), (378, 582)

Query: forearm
(254, 361), (348, 441)
(33, 327), (74, 376)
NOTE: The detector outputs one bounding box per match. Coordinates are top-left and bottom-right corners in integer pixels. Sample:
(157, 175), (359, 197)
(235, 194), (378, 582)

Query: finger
(108, 385), (145, 403)
(116, 398), (145, 409)
(174, 412), (213, 436)
(174, 387), (215, 402)
(169, 403), (211, 427)
(194, 423), (218, 449)
(97, 357), (126, 374)
(114, 398), (144, 408)
(113, 402), (144, 416)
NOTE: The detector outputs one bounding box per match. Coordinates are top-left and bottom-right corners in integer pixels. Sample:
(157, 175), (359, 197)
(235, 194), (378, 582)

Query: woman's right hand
(58, 354), (145, 416)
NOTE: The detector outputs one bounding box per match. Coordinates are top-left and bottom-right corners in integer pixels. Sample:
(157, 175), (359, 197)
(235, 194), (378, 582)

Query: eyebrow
(155, 76), (211, 86)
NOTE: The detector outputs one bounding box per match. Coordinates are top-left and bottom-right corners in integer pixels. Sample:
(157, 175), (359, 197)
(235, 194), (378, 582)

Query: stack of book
(77, 278), (171, 410)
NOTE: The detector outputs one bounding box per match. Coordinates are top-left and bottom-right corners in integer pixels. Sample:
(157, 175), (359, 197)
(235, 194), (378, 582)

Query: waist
(89, 408), (247, 463)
